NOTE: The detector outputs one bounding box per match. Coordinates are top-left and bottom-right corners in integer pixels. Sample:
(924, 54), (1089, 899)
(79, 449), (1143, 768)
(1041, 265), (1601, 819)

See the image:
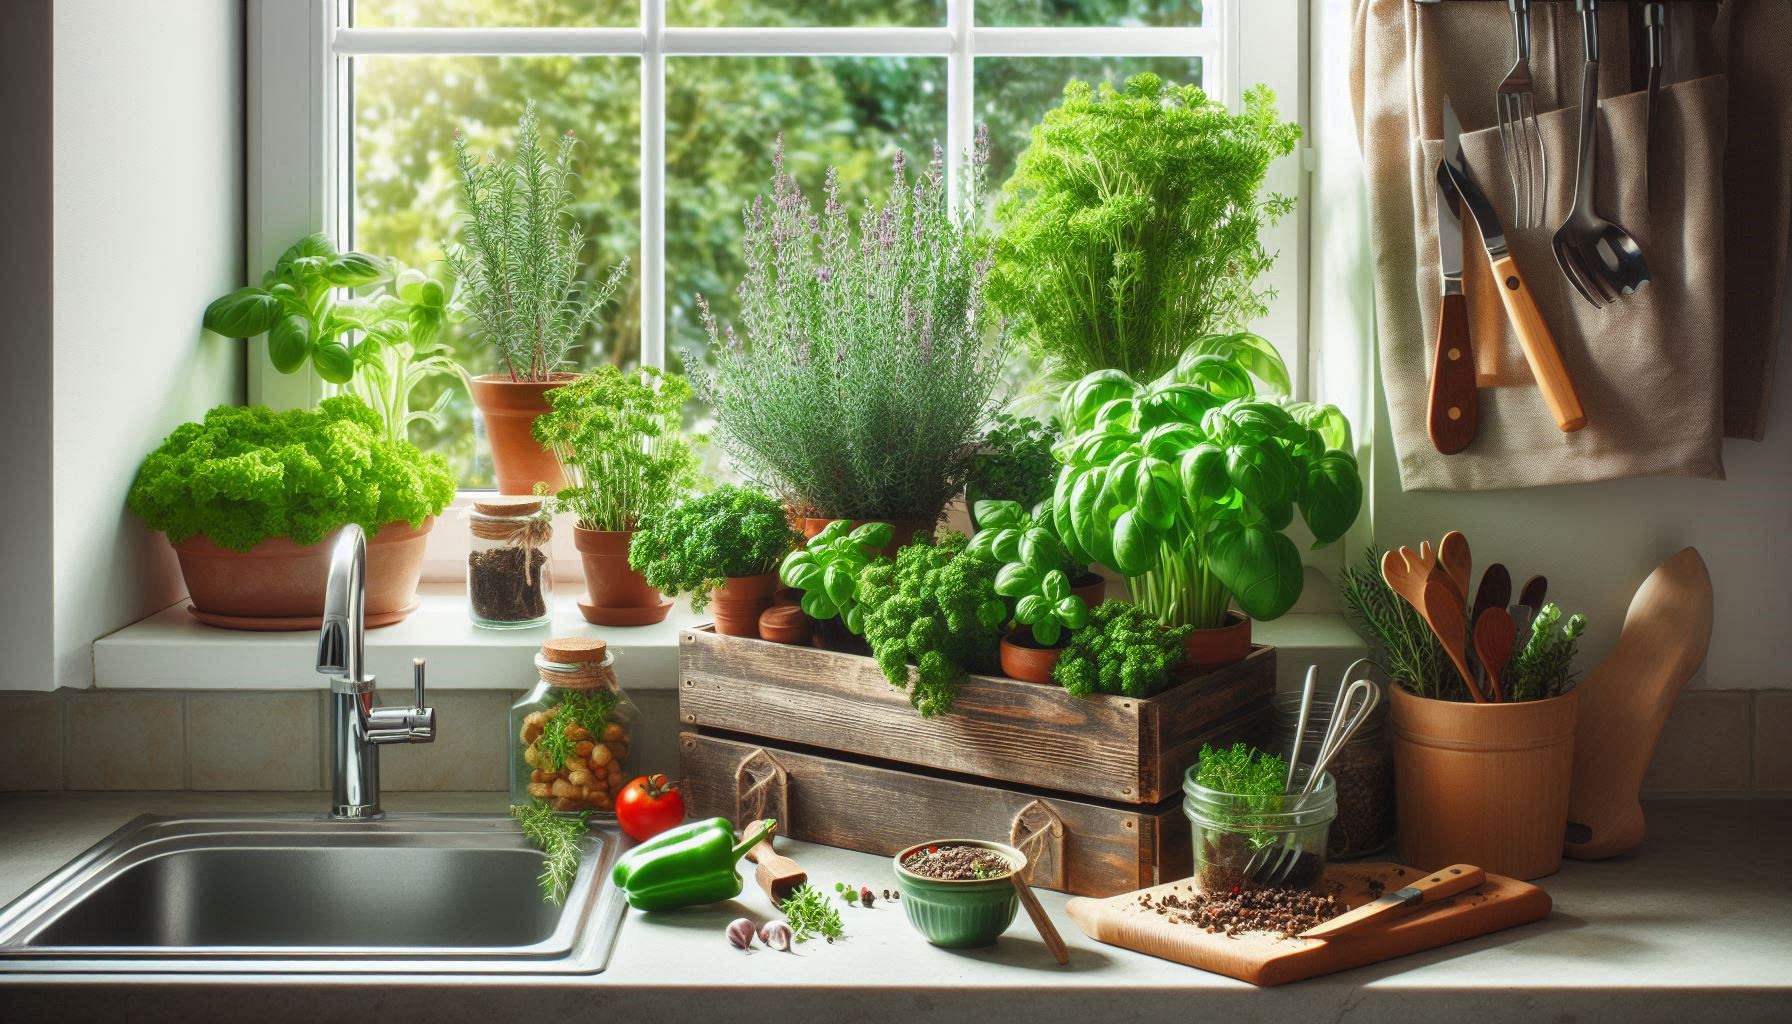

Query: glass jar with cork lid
(510, 637), (637, 815)
(468, 497), (554, 629)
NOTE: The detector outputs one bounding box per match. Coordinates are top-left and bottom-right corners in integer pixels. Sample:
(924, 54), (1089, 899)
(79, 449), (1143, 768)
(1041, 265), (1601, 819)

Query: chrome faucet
(316, 525), (435, 820)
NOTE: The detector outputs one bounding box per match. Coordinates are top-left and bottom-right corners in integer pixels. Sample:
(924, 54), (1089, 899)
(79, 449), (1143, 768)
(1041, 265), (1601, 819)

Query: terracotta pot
(172, 518), (433, 631)
(572, 525), (672, 627)
(710, 572), (779, 638)
(468, 373), (574, 495)
(1069, 572), (1106, 608)
(758, 604), (812, 645)
(810, 615), (873, 657)
(772, 587), (803, 607)
(800, 517), (935, 558)
(1180, 611), (1253, 675)
(1390, 685), (1580, 880)
(999, 631), (1064, 684)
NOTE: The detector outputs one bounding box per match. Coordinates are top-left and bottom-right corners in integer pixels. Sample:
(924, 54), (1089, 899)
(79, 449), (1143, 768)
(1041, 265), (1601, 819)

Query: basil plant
(203, 232), (393, 384)
(967, 500), (1089, 647)
(1050, 333), (1362, 629)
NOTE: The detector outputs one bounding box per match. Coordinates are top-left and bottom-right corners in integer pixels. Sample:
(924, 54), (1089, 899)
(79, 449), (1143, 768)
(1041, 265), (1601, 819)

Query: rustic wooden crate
(678, 626), (1275, 804)
(680, 730), (1204, 898)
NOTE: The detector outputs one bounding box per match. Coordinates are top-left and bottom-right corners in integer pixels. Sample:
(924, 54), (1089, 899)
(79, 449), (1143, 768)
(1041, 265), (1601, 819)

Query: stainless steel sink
(0, 813), (626, 974)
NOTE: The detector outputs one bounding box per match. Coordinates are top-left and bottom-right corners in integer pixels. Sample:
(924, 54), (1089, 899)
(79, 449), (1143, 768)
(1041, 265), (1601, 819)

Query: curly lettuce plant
(990, 74), (1301, 383)
(856, 533), (1006, 718)
(627, 486), (800, 610)
(779, 520), (893, 635)
(127, 396), (455, 552)
(689, 132), (1006, 520)
(1051, 334), (1362, 628)
(1053, 601), (1192, 698)
(966, 501), (1087, 647)
(532, 366), (702, 532)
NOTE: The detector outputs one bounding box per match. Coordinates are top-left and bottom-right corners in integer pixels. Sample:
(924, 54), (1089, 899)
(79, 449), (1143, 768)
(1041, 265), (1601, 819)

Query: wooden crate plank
(679, 731), (1188, 898)
(681, 629), (1146, 802)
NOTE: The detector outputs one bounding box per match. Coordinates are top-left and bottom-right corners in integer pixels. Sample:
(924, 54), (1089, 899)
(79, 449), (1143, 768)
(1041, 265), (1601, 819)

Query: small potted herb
(1344, 550), (1588, 880)
(447, 102), (628, 495)
(627, 486), (800, 638)
(533, 366), (702, 626)
(778, 519), (892, 650)
(965, 504), (1088, 684)
(855, 533), (1007, 718)
(688, 134), (1006, 552)
(1050, 601), (1193, 698)
(1183, 742), (1335, 894)
(893, 839), (1025, 949)
(127, 397), (455, 629)
(1051, 335), (1362, 672)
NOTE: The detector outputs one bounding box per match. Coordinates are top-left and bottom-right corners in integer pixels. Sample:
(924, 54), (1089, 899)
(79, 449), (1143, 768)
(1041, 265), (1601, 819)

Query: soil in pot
(758, 604), (812, 645)
(710, 572), (778, 638)
(469, 546), (549, 624)
(1196, 830), (1325, 893)
(1069, 572), (1106, 607)
(468, 374), (574, 495)
(573, 526), (673, 627)
(176, 519), (433, 631)
(1181, 611), (1253, 675)
(901, 844), (1014, 881)
(799, 516), (936, 558)
(999, 631), (1064, 684)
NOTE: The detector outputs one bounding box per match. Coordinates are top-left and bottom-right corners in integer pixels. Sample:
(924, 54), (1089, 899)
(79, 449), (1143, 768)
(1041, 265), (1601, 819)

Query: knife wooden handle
(1428, 292), (1479, 454)
(1489, 254), (1587, 432)
(1301, 864), (1487, 940)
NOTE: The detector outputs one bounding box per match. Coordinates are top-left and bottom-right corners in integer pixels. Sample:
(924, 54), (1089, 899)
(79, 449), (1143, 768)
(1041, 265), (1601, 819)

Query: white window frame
(246, 0), (1312, 577)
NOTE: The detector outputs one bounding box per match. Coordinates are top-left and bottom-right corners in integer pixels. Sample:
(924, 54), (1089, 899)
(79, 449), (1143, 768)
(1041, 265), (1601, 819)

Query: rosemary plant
(990, 74), (1301, 383)
(510, 800), (591, 906)
(688, 131), (1007, 520)
(532, 366), (703, 532)
(445, 101), (627, 381)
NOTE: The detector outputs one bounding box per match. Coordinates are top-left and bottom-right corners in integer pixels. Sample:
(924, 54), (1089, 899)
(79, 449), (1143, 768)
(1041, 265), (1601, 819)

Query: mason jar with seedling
(510, 638), (637, 815)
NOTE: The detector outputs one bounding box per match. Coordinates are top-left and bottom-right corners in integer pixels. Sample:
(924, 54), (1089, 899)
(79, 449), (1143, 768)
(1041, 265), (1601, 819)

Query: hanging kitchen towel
(1348, 0), (1782, 492)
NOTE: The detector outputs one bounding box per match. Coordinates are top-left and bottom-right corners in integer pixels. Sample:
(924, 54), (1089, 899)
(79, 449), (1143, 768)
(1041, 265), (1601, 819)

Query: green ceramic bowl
(892, 839), (1025, 948)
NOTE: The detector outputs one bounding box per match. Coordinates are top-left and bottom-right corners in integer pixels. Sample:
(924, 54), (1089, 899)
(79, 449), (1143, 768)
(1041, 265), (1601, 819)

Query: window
(250, 0), (1306, 489)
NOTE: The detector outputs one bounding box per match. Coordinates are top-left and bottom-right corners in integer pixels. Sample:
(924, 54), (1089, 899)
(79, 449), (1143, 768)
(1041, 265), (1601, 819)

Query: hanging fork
(1496, 0), (1547, 229)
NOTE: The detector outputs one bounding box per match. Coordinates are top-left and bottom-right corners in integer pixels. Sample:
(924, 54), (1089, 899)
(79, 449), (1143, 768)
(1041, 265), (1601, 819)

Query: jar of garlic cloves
(510, 637), (637, 816)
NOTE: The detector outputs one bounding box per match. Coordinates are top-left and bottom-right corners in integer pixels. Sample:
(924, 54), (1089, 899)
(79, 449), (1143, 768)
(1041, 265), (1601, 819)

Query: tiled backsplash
(0, 688), (1783, 794)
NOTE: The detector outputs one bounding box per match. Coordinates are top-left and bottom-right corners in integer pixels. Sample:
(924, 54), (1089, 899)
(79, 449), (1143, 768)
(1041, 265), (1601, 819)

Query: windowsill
(91, 584), (1367, 692)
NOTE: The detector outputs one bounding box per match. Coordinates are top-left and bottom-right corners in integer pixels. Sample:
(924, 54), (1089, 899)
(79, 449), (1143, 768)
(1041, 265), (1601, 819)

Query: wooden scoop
(742, 819), (807, 904)
(1009, 871), (1070, 965)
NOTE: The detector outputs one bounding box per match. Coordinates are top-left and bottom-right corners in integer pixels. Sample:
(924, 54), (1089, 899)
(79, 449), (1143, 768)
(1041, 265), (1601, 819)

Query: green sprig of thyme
(777, 884), (845, 944)
(511, 800), (591, 905)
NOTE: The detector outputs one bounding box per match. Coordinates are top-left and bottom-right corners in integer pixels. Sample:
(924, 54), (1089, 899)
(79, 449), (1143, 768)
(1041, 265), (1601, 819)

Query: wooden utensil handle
(1428, 292), (1479, 454)
(1489, 254), (1587, 432)
(1410, 864), (1487, 901)
(1009, 872), (1070, 965)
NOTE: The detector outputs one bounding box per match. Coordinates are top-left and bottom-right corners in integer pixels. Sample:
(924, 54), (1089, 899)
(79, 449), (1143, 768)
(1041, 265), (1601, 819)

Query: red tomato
(615, 774), (686, 841)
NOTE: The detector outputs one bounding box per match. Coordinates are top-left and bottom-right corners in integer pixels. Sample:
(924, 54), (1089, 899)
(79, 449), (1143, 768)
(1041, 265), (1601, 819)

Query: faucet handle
(412, 657), (428, 709)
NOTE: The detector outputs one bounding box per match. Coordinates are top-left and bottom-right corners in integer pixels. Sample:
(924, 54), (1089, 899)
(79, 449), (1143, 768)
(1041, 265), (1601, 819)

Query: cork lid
(473, 497), (544, 517)
(540, 637), (609, 664)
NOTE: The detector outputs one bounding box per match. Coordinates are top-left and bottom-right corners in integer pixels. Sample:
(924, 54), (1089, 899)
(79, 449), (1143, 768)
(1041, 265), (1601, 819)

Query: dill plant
(445, 102), (627, 382)
(688, 131), (1007, 521)
(990, 74), (1301, 383)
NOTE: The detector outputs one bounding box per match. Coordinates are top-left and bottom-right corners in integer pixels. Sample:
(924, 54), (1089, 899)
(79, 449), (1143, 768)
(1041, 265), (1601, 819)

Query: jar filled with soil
(509, 638), (637, 816)
(469, 498), (553, 629)
(1182, 765), (1336, 893)
(1270, 691), (1394, 859)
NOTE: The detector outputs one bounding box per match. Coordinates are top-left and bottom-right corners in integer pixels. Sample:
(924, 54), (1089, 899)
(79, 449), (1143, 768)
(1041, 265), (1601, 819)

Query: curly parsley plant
(856, 533), (1006, 718)
(627, 486), (801, 610)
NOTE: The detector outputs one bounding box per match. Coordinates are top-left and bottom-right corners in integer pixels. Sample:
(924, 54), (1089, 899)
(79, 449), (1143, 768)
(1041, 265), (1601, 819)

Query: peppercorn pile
(1134, 885), (1344, 939)
(901, 845), (1014, 880)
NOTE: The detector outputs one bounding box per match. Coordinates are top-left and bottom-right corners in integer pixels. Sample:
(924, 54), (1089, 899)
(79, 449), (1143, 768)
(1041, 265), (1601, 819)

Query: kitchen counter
(1, 792), (1787, 1024)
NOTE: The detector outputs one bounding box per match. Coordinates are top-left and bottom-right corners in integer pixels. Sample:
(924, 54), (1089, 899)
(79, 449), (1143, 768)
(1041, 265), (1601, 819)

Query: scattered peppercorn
(859, 886), (876, 907)
(1134, 884), (1343, 940)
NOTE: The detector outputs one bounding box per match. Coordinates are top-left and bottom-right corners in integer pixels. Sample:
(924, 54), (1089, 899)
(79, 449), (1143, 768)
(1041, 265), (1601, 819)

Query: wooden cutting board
(1064, 862), (1551, 986)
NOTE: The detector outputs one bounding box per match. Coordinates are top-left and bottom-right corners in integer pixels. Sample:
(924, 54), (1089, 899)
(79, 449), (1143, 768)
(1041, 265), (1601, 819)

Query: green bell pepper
(611, 817), (775, 912)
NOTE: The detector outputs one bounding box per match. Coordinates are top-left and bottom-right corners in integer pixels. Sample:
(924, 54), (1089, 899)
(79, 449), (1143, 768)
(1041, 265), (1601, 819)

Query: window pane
(671, 1), (943, 27)
(353, 55), (640, 489)
(976, 1), (1202, 27)
(664, 56), (947, 404)
(975, 56), (1203, 189)
(353, 0), (638, 28)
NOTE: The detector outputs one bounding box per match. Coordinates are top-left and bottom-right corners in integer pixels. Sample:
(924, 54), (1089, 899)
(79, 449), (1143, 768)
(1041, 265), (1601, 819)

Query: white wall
(1310, 0), (1791, 693)
(28, 1), (246, 691)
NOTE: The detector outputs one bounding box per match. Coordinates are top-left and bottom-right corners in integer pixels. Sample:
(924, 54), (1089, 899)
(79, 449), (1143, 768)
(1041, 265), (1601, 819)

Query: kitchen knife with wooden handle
(1442, 97), (1587, 433)
(1300, 864), (1486, 940)
(1428, 160), (1479, 455)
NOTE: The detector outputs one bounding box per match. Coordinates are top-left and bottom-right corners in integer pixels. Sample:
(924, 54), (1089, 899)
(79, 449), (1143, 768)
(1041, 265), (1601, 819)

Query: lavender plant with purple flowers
(689, 129), (1008, 521)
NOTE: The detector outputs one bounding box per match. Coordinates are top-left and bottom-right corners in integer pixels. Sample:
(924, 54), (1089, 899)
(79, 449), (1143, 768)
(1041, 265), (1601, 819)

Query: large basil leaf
(1064, 369), (1138, 432)
(1180, 443), (1229, 502)
(203, 287), (283, 338)
(823, 564), (856, 605)
(266, 314), (313, 373)
(1111, 508), (1158, 576)
(311, 340), (355, 384)
(1299, 450), (1363, 544)
(1225, 442), (1296, 510)
(972, 499), (1025, 531)
(275, 232), (336, 271)
(1139, 383), (1221, 430)
(1187, 331), (1292, 397)
(995, 562), (1040, 599)
(1172, 353), (1254, 399)
(1207, 520), (1304, 620)
(322, 251), (388, 287)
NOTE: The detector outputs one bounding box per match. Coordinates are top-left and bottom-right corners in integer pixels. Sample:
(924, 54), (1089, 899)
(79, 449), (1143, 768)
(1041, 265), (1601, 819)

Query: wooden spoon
(1439, 531), (1473, 604)
(742, 819), (807, 904)
(1565, 548), (1714, 860)
(1382, 549), (1427, 611)
(1009, 871), (1070, 965)
(1422, 570), (1486, 703)
(1472, 607), (1517, 703)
